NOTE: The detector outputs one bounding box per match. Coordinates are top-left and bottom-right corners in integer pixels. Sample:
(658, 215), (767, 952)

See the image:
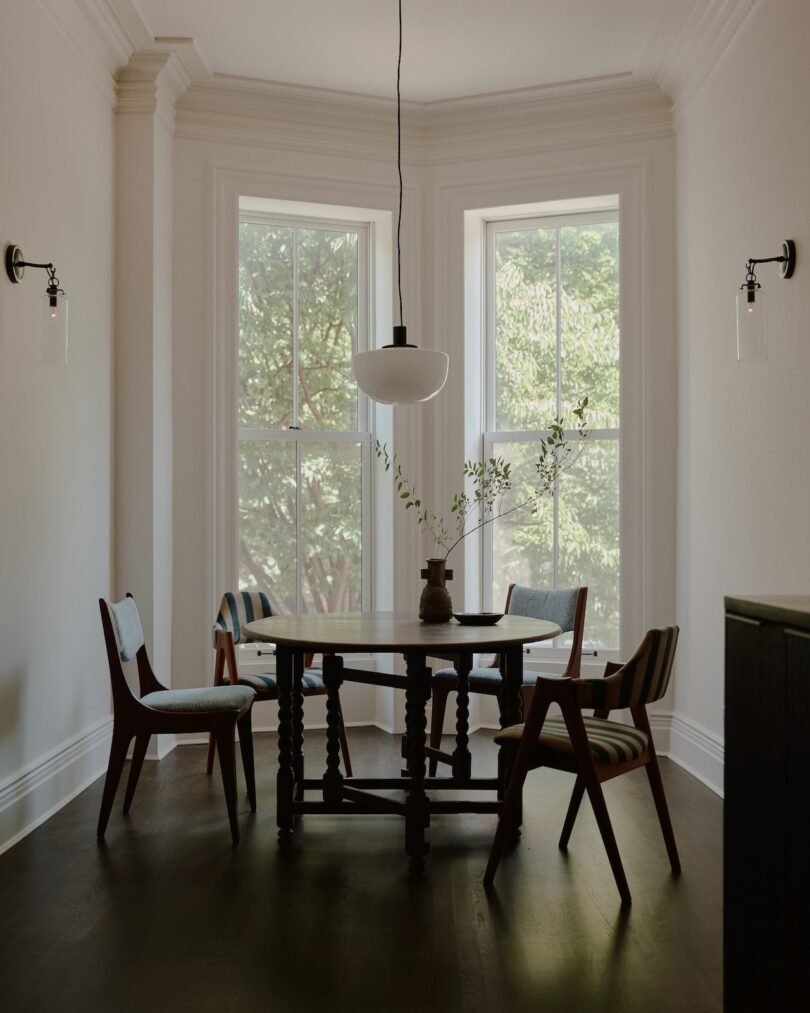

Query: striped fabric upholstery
(212, 591), (273, 647)
(496, 715), (649, 764)
(239, 671), (325, 694)
(580, 626), (679, 711)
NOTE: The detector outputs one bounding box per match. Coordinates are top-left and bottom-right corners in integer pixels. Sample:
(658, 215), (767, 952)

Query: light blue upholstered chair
(428, 584), (588, 775)
(207, 591), (352, 776)
(98, 594), (256, 844)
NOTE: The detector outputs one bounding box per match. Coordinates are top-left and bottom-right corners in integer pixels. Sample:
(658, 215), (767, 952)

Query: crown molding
(37, 0), (152, 107)
(175, 73), (672, 165)
(643, 0), (761, 125)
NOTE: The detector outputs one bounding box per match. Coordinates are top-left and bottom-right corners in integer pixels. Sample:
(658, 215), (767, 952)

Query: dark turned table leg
(323, 653), (344, 805)
(276, 646), (295, 841)
(292, 651), (305, 803)
(404, 651), (431, 864)
(452, 652), (473, 781)
(498, 645), (524, 829)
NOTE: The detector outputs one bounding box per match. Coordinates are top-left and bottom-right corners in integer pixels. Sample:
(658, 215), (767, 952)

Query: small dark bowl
(453, 612), (504, 626)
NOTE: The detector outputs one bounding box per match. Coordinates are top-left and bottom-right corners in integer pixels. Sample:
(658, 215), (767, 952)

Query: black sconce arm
(5, 245), (64, 302)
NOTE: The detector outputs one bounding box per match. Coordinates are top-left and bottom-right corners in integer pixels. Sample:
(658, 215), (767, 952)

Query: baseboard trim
(0, 715), (114, 856)
(667, 712), (724, 798)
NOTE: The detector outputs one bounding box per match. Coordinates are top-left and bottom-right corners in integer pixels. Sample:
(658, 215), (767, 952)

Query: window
(483, 211), (620, 650)
(237, 214), (371, 613)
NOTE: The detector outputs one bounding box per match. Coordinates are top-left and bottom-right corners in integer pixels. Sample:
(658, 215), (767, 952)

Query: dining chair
(98, 594), (256, 844)
(484, 626), (680, 904)
(428, 584), (587, 776)
(206, 591), (353, 776)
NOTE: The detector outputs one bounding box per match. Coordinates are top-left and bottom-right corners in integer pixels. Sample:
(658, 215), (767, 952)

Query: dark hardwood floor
(0, 728), (721, 1013)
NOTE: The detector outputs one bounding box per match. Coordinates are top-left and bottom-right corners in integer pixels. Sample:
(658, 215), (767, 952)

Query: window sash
(237, 212), (372, 613)
(483, 210), (620, 658)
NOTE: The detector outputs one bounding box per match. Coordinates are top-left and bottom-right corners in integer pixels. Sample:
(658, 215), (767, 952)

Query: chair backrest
(599, 626), (679, 710)
(212, 590), (273, 647)
(98, 594), (162, 709)
(505, 584), (588, 677)
(108, 596), (145, 661)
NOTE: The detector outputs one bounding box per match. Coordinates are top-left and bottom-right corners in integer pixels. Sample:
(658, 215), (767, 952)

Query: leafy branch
(375, 397), (590, 561)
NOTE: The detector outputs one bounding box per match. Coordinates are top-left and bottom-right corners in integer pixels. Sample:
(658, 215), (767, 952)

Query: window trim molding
(210, 169), (407, 649)
(433, 165), (654, 665)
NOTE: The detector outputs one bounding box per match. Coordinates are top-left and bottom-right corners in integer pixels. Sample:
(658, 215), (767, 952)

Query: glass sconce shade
(39, 292), (68, 366)
(736, 284), (765, 361)
(353, 346), (449, 404)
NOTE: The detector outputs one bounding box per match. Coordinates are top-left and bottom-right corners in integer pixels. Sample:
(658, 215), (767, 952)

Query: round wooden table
(244, 612), (561, 862)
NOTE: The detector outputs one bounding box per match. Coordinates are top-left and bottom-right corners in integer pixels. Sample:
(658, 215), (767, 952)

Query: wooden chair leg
(337, 698), (353, 778)
(123, 733), (150, 814)
(97, 728), (131, 839)
(428, 683), (451, 777)
(484, 746), (530, 887)
(206, 641), (227, 774)
(645, 755), (681, 873)
(583, 775), (632, 905)
(237, 711), (257, 812)
(206, 733), (216, 775)
(560, 695), (631, 905)
(215, 725), (240, 845)
(558, 775), (585, 850)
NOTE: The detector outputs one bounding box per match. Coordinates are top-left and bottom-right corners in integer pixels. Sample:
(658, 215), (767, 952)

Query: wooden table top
(243, 612), (561, 652)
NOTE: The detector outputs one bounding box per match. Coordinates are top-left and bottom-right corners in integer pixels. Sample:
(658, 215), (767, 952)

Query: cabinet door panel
(724, 614), (786, 1011)
(785, 628), (810, 994)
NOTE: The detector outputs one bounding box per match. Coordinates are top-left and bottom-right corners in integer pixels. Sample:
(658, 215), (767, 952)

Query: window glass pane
(238, 440), (297, 613)
(560, 222), (620, 428)
(490, 441), (554, 612)
(494, 227), (557, 431)
(238, 223), (294, 428)
(298, 228), (359, 431)
(557, 439), (620, 650)
(300, 441), (363, 613)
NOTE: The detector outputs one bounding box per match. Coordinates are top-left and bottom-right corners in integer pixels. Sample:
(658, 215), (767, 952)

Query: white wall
(0, 2), (115, 850)
(674, 0), (810, 793)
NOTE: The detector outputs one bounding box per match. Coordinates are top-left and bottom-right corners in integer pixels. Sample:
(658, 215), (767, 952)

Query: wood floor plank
(0, 728), (721, 1012)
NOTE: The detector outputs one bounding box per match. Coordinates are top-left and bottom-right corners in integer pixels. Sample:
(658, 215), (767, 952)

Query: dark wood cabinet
(724, 595), (810, 1012)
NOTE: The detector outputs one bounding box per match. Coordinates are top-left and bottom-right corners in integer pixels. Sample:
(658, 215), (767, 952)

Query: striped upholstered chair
(428, 584), (587, 776)
(206, 591), (352, 776)
(484, 626), (680, 905)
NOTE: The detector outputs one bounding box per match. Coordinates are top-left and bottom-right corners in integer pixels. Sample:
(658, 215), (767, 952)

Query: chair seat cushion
(434, 666), (558, 689)
(494, 715), (649, 764)
(141, 686), (255, 713)
(237, 669), (325, 695)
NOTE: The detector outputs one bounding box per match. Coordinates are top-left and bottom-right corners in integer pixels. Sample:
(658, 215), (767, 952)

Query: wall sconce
(737, 239), (796, 361)
(5, 244), (69, 366)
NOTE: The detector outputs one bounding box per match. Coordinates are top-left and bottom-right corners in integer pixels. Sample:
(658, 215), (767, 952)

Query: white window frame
(236, 211), (373, 644)
(482, 208), (621, 661)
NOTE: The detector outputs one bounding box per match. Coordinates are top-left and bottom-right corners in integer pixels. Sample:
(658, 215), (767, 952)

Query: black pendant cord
(396, 0), (403, 329)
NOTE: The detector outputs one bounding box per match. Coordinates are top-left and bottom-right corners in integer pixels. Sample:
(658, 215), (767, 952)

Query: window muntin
(484, 212), (620, 651)
(237, 215), (370, 615)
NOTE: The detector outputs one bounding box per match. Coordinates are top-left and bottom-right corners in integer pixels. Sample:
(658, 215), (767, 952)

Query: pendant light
(352, 0), (448, 404)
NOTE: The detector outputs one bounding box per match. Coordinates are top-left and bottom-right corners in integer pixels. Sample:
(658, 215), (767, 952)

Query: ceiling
(135, 0), (684, 103)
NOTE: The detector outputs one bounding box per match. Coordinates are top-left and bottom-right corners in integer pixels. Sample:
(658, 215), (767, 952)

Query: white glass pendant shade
(39, 291), (68, 366)
(736, 285), (766, 361)
(353, 346), (449, 404)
